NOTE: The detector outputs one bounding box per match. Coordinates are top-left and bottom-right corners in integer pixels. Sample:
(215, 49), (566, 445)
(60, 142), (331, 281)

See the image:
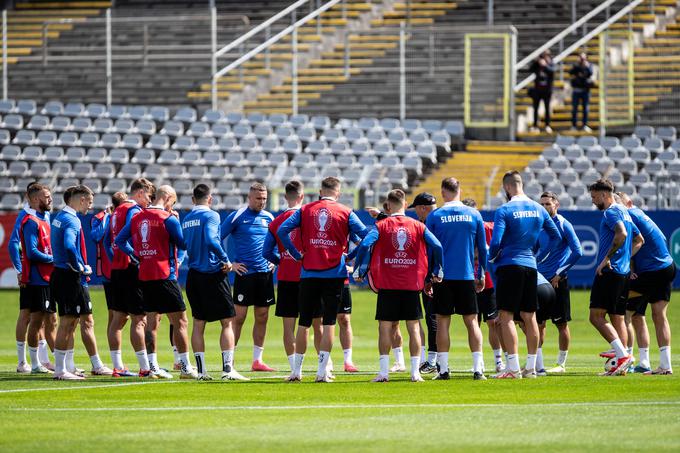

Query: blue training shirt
(51, 206), (87, 282)
(220, 206), (274, 275)
(536, 213), (583, 279)
(9, 204), (31, 273)
(21, 211), (53, 286)
(425, 201), (488, 280)
(182, 205), (230, 274)
(596, 203), (640, 275)
(489, 195), (561, 269)
(627, 206), (673, 273)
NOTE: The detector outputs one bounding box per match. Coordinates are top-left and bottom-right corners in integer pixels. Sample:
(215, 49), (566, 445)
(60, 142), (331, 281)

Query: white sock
(222, 349), (234, 373)
(427, 351), (437, 365)
(54, 349), (66, 374)
(66, 349), (76, 372)
(287, 354), (295, 372)
(472, 351), (484, 373)
(611, 339), (627, 359)
(110, 350), (124, 370)
(17, 341), (26, 364)
(659, 346), (672, 370)
(195, 352), (205, 375)
(343, 348), (353, 364)
(557, 350), (568, 366)
(327, 356), (334, 373)
(437, 352), (449, 373)
(507, 353), (520, 372)
(526, 354), (537, 371)
(293, 353), (304, 376)
(172, 345), (180, 364)
(148, 352), (159, 371)
(410, 356), (421, 378)
(28, 346), (39, 368)
(317, 351), (330, 376)
(420, 346), (426, 364)
(379, 354), (389, 376)
(135, 349), (150, 371)
(253, 345), (264, 362)
(90, 354), (104, 370)
(504, 351), (509, 363)
(639, 347), (650, 368)
(493, 348), (503, 365)
(536, 348), (544, 371)
(393, 347), (405, 366)
(179, 352), (192, 371)
(38, 339), (50, 364)
(627, 346), (634, 356)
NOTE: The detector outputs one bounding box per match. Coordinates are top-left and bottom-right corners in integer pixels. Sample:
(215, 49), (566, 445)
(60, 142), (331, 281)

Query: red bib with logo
(269, 208), (302, 282)
(110, 201), (136, 270)
(92, 210), (112, 280)
(299, 199), (350, 271)
(19, 214), (53, 284)
(130, 208), (173, 281)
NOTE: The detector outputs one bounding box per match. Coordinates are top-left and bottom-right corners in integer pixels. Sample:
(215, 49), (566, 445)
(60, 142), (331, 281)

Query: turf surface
(0, 288), (678, 451)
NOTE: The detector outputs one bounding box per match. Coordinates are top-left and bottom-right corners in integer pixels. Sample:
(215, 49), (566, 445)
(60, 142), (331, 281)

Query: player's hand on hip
(550, 275), (561, 288)
(431, 275), (442, 284)
(268, 262), (276, 272)
(221, 262), (233, 274)
(596, 258), (611, 276)
(630, 272), (638, 280)
(232, 262), (248, 276)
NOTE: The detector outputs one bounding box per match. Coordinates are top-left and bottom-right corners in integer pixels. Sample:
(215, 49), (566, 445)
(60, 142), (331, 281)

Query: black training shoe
(432, 371), (450, 380)
(473, 371), (487, 381)
(419, 362), (437, 374)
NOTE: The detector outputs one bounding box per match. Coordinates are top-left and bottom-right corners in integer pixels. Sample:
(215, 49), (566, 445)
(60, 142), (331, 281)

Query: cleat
(546, 364), (566, 374)
(150, 367), (173, 379)
(521, 368), (537, 379)
(222, 370), (250, 381)
(53, 371), (85, 380)
(31, 365), (53, 374)
(495, 362), (505, 373)
(41, 362), (55, 372)
(432, 371), (450, 380)
(91, 366), (114, 376)
(411, 374), (424, 382)
(390, 362), (407, 373)
(138, 369), (157, 378)
(173, 362), (182, 371)
(180, 368), (198, 380)
(599, 349), (616, 359)
(315, 374), (333, 383)
(604, 355), (633, 376)
(16, 362), (31, 373)
(112, 368), (136, 377)
(285, 374), (301, 382)
(473, 371), (487, 381)
(343, 362), (359, 373)
(643, 367), (673, 376)
(492, 369), (522, 379)
(251, 360), (276, 372)
(634, 365), (652, 374)
(372, 374), (389, 383)
(419, 362), (437, 374)
(197, 374), (214, 381)
(536, 369), (547, 377)
(544, 126), (553, 134)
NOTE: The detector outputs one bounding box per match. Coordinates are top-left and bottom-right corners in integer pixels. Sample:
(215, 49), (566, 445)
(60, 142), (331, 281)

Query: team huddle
(10, 171), (675, 382)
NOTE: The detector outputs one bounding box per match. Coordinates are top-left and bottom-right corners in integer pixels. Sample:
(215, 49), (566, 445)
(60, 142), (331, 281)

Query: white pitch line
(4, 401), (680, 411)
(0, 380), (185, 394)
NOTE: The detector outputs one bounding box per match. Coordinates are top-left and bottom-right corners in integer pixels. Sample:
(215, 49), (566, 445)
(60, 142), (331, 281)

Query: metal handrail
(211, 0), (342, 109)
(514, 0), (643, 92)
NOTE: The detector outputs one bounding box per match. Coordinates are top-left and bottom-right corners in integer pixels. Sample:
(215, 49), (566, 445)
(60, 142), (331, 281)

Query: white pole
(106, 9), (112, 106)
(399, 22), (405, 121)
(292, 11), (298, 116)
(211, 5), (217, 110)
(2, 10), (7, 100)
(509, 28), (517, 141)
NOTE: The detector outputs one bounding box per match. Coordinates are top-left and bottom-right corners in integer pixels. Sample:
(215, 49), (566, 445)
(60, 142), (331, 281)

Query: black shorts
(275, 280), (300, 318)
(476, 287), (498, 322)
(551, 277), (572, 324)
(233, 272), (275, 307)
(102, 282), (115, 311)
(496, 265), (538, 313)
(140, 279), (186, 314)
(110, 265), (145, 315)
(50, 267), (92, 317)
(20, 284), (55, 313)
(629, 262), (676, 306)
(338, 285), (352, 314)
(433, 279), (478, 316)
(186, 269), (235, 322)
(590, 271), (629, 315)
(536, 283), (556, 324)
(376, 289), (423, 321)
(298, 277), (345, 327)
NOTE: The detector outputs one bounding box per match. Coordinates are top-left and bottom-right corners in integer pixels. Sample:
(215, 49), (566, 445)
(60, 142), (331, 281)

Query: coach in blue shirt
(488, 171), (560, 379)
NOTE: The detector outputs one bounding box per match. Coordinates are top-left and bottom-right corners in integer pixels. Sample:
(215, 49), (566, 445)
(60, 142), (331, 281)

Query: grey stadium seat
(94, 163), (116, 180)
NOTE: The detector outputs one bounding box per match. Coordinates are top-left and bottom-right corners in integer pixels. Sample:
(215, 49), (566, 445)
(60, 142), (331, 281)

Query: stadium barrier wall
(0, 210), (678, 288)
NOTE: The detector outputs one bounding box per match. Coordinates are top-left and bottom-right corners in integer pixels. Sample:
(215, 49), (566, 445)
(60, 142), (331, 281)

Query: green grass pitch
(0, 288), (678, 451)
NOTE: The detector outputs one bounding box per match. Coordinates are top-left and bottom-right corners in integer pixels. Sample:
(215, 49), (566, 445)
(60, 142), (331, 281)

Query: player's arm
(596, 220), (628, 275)
(488, 210), (506, 263)
(219, 211), (236, 241)
(8, 217), (22, 273)
(24, 220), (53, 263)
(90, 214), (108, 242)
(262, 230), (281, 265)
(352, 228), (378, 281)
(278, 209), (303, 260)
(206, 213), (231, 267)
(114, 222), (136, 261)
(165, 215), (186, 251)
(474, 217), (488, 281)
(423, 227), (443, 282)
(103, 224), (114, 261)
(631, 223), (644, 257)
(555, 220), (583, 277)
(348, 212), (368, 239)
(63, 224), (84, 271)
(536, 213), (561, 263)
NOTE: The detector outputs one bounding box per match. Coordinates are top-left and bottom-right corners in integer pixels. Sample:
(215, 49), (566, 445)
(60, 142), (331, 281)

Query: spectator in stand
(569, 53), (595, 132)
(529, 50), (555, 134)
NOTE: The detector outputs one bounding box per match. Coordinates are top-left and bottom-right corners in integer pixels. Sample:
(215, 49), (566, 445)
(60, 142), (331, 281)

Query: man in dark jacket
(569, 53), (594, 132)
(530, 50), (555, 133)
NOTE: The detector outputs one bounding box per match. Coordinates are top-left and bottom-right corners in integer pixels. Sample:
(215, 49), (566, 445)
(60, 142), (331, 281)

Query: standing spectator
(529, 50), (555, 133)
(569, 53), (594, 132)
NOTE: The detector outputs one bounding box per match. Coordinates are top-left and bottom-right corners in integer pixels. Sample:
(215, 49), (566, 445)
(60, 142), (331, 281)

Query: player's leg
(145, 312), (161, 372)
(548, 279), (571, 373)
(650, 300), (672, 373)
(421, 293), (438, 372)
(276, 280), (299, 372)
(192, 319), (207, 376)
(108, 310), (130, 374)
(54, 315), (82, 379)
(250, 272), (275, 371)
(27, 308), (46, 372)
(15, 306), (31, 372)
(233, 305), (248, 347)
(496, 310), (520, 375)
(290, 278), (318, 381)
(315, 278), (343, 382)
(434, 315), (451, 377)
(374, 320), (393, 382)
(167, 310), (195, 378)
(631, 311), (651, 371)
(338, 285), (357, 372)
(536, 321), (546, 375)
(462, 313), (485, 378)
(283, 317), (296, 364)
(405, 319), (423, 382)
(79, 313), (111, 375)
(390, 322), (405, 372)
(252, 306), (274, 371)
(41, 312), (57, 368)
